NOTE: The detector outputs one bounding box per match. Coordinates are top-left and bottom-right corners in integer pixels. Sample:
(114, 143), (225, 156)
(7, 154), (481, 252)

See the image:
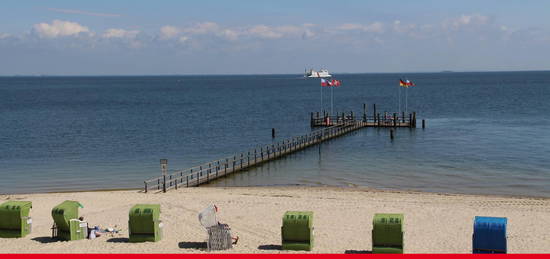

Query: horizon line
(1, 69), (549, 77)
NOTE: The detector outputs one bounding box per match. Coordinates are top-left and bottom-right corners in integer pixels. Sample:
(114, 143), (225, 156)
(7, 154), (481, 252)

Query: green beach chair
(372, 213), (404, 254)
(0, 201), (32, 238)
(128, 204), (163, 242)
(281, 211), (314, 251)
(51, 200), (87, 241)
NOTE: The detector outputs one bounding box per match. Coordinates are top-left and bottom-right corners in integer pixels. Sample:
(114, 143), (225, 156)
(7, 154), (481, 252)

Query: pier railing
(310, 111), (416, 128)
(144, 120), (366, 193)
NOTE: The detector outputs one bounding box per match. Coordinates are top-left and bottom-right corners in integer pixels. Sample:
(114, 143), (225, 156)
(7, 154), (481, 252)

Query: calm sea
(0, 72), (549, 197)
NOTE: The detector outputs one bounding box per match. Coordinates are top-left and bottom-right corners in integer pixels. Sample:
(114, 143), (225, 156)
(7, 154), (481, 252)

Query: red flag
(332, 79), (342, 87)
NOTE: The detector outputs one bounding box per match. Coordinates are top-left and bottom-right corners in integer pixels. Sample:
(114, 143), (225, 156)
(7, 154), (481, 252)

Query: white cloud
(160, 25), (180, 39)
(184, 22), (220, 34)
(102, 28), (139, 38)
(247, 25), (283, 39)
(444, 14), (491, 30)
(33, 20), (90, 38)
(222, 29), (239, 41)
(178, 36), (189, 43)
(336, 22), (384, 33)
(0, 33), (10, 39)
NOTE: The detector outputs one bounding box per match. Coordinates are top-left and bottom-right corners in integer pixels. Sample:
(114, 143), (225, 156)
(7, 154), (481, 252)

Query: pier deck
(144, 104), (420, 193)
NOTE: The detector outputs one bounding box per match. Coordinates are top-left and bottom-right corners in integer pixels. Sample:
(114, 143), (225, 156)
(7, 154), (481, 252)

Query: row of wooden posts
(144, 120), (367, 193)
(310, 104), (423, 129)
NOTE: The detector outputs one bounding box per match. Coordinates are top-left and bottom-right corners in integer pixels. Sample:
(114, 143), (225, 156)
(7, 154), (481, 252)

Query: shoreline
(1, 186), (549, 253)
(3, 185), (550, 201)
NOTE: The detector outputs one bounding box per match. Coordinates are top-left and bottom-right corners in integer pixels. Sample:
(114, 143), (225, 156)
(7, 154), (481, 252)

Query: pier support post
(390, 129), (394, 141)
(393, 113), (397, 127)
(373, 103), (377, 123)
(422, 119), (426, 129)
(363, 103), (367, 122)
(402, 112), (405, 123)
(409, 113), (413, 128)
(413, 112), (417, 128)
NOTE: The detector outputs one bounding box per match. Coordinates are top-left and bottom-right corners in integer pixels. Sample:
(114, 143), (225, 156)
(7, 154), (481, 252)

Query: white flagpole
(331, 83), (334, 116)
(321, 81), (323, 111)
(398, 83), (401, 113)
(405, 86), (408, 114)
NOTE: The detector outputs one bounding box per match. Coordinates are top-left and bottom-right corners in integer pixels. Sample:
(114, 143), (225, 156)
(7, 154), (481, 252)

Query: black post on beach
(422, 119), (426, 129)
(272, 128), (275, 139)
(162, 175), (166, 193)
(160, 159), (168, 192)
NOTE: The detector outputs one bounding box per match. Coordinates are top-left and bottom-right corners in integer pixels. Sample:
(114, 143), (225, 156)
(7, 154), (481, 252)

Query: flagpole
(321, 81), (323, 112)
(398, 83), (401, 113)
(405, 86), (408, 114)
(331, 83), (334, 116)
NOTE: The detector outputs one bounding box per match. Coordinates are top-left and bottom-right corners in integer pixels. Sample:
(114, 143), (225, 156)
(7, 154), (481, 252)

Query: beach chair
(198, 205), (233, 251)
(372, 213), (404, 254)
(51, 200), (87, 241)
(473, 216), (507, 254)
(281, 211), (314, 251)
(0, 201), (32, 238)
(128, 204), (163, 242)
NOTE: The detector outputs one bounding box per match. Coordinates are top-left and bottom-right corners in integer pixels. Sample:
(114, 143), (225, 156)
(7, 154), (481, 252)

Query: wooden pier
(311, 104), (416, 128)
(143, 104), (420, 193)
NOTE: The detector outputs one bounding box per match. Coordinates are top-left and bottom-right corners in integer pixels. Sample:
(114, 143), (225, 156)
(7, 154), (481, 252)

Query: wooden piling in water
(373, 103), (377, 123)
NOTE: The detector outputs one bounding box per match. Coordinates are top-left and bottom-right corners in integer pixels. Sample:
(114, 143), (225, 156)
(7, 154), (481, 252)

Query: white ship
(305, 68), (331, 78)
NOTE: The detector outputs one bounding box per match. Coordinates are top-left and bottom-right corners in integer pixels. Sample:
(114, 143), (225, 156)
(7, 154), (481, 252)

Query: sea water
(0, 72), (549, 196)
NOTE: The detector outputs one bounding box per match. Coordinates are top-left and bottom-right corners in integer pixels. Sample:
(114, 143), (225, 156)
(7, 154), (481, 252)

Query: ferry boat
(305, 69), (331, 78)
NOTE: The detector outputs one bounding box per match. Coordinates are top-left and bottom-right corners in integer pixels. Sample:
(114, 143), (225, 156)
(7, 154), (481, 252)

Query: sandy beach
(1, 186), (549, 254)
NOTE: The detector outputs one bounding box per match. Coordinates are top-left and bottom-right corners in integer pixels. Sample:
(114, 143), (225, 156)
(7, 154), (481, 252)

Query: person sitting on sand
(198, 205), (239, 244)
(79, 216), (102, 239)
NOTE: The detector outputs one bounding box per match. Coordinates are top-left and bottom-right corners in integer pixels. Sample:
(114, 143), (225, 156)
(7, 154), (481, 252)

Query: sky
(1, 0), (550, 75)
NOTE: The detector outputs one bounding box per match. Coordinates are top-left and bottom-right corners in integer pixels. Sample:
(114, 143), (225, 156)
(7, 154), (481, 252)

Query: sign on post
(160, 159), (168, 176)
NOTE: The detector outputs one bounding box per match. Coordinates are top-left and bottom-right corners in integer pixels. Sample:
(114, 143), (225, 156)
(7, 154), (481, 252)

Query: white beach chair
(198, 205), (233, 251)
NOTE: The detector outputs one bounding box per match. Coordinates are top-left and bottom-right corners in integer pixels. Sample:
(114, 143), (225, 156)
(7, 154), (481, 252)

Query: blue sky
(1, 0), (550, 75)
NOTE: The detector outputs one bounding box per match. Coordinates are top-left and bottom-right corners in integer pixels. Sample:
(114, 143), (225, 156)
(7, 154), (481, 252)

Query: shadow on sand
(258, 244), (282, 250)
(106, 237), (129, 243)
(31, 237), (59, 243)
(344, 250), (372, 254)
(179, 241), (208, 250)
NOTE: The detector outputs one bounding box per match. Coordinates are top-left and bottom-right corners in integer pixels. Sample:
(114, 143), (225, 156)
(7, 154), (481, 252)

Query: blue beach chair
(472, 216), (507, 254)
